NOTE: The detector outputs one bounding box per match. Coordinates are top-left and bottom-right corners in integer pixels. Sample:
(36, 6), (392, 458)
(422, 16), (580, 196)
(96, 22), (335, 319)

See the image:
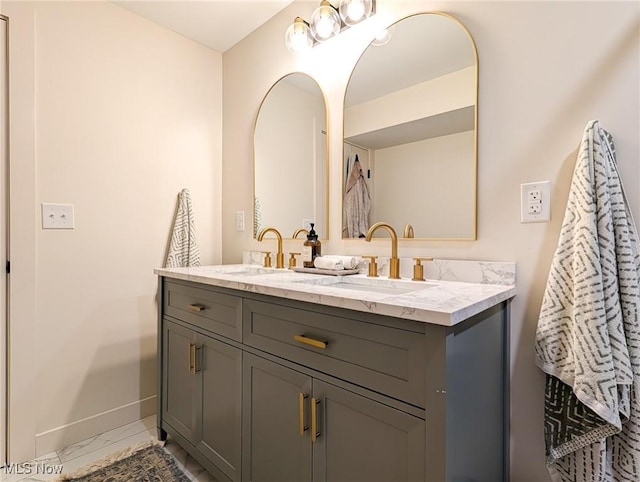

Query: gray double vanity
(155, 260), (515, 482)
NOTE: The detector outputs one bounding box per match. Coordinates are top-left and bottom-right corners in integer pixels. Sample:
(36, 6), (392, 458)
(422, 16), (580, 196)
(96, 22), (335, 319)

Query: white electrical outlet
(302, 218), (313, 231)
(527, 190), (542, 214)
(521, 182), (551, 223)
(236, 211), (245, 232)
(42, 203), (75, 229)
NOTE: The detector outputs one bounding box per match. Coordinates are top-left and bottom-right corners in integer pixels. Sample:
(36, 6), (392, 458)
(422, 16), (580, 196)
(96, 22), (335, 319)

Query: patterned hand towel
(535, 120), (640, 482)
(165, 188), (200, 268)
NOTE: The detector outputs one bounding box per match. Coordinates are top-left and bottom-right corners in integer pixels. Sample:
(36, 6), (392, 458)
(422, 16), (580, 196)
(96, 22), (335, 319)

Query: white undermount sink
(294, 276), (436, 295)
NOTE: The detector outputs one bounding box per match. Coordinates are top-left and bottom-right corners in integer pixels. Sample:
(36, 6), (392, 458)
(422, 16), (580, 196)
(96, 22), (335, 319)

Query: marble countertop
(154, 262), (516, 327)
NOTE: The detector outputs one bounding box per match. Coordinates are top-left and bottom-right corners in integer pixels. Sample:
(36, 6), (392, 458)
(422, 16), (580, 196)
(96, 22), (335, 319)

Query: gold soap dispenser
(302, 223), (322, 268)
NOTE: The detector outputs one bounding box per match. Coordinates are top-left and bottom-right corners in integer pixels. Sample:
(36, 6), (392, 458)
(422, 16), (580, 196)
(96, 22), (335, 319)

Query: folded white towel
(314, 257), (344, 270)
(319, 255), (359, 269)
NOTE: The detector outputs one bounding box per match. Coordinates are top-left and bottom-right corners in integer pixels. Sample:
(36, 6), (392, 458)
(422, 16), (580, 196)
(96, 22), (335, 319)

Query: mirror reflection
(343, 13), (477, 240)
(254, 73), (328, 239)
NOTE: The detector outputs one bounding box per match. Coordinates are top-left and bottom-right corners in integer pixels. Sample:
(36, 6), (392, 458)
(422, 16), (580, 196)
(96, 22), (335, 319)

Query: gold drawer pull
(311, 398), (320, 442)
(188, 303), (205, 313)
(294, 335), (327, 350)
(299, 393), (308, 436)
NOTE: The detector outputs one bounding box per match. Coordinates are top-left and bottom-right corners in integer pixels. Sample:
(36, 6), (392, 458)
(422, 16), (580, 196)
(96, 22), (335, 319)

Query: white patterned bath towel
(535, 120), (640, 481)
(165, 188), (200, 268)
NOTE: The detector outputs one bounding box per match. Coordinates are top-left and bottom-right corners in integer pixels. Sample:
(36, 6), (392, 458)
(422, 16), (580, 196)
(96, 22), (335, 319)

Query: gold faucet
(365, 222), (400, 279)
(257, 227), (284, 269)
(403, 223), (414, 238)
(292, 228), (309, 239)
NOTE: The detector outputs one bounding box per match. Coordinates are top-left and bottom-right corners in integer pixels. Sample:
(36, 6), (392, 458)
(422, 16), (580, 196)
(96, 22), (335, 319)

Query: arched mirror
(254, 73), (328, 239)
(342, 13), (477, 240)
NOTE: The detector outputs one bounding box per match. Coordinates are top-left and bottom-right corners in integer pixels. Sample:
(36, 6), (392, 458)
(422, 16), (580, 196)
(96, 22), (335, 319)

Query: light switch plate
(42, 203), (75, 229)
(521, 181), (551, 223)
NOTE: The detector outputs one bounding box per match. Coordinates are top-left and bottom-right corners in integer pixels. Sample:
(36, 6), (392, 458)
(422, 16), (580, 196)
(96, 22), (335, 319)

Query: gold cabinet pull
(189, 343), (196, 374)
(189, 343), (201, 374)
(294, 335), (327, 350)
(188, 303), (205, 313)
(311, 398), (320, 442)
(194, 344), (201, 373)
(299, 393), (308, 436)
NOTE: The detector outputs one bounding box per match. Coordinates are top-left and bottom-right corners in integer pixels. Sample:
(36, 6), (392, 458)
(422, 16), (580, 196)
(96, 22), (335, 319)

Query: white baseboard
(35, 396), (156, 457)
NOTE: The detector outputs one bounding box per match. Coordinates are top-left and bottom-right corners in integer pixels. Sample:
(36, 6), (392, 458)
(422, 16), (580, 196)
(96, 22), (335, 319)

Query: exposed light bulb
(310, 1), (341, 42)
(285, 17), (313, 54)
(315, 17), (335, 39)
(347, 0), (364, 21)
(339, 0), (372, 26)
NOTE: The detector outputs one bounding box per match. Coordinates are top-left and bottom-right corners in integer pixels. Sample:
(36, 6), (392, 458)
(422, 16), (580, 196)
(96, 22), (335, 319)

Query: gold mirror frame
(342, 12), (478, 240)
(253, 72), (330, 239)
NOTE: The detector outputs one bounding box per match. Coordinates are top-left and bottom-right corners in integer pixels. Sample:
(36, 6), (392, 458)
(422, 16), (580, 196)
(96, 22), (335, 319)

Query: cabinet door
(162, 319), (197, 443)
(195, 333), (242, 482)
(312, 380), (425, 482)
(242, 353), (312, 482)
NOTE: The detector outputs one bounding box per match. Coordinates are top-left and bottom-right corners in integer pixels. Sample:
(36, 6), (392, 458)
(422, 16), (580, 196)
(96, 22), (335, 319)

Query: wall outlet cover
(521, 181), (551, 223)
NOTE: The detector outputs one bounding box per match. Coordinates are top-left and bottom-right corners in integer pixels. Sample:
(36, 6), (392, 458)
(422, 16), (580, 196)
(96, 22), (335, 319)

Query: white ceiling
(112, 0), (295, 52)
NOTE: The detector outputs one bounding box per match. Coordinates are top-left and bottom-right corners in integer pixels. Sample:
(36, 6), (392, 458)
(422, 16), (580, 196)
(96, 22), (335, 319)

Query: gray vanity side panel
(157, 278), (166, 440)
(502, 301), (511, 480)
(445, 302), (508, 482)
(424, 325), (448, 482)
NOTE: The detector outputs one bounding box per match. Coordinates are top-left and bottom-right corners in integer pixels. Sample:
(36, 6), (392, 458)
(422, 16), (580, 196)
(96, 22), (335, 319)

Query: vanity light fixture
(285, 0), (375, 54)
(285, 17), (314, 54)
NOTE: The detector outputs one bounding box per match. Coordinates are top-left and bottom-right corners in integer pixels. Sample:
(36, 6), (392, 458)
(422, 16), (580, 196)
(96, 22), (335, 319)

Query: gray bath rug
(55, 440), (191, 481)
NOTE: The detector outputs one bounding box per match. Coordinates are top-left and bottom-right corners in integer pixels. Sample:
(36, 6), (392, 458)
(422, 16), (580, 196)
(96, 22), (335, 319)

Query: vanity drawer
(163, 280), (242, 341)
(243, 298), (426, 407)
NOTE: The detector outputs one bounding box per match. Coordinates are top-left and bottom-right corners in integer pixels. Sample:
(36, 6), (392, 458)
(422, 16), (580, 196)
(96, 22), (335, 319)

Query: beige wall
(223, 1), (640, 480)
(3, 1), (222, 461)
(372, 130), (475, 238)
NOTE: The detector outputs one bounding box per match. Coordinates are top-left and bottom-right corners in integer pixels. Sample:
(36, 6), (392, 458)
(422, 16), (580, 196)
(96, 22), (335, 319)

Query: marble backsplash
(243, 251), (516, 286)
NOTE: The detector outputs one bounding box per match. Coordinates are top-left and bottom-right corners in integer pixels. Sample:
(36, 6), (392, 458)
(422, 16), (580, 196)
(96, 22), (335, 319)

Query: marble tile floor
(0, 416), (216, 482)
